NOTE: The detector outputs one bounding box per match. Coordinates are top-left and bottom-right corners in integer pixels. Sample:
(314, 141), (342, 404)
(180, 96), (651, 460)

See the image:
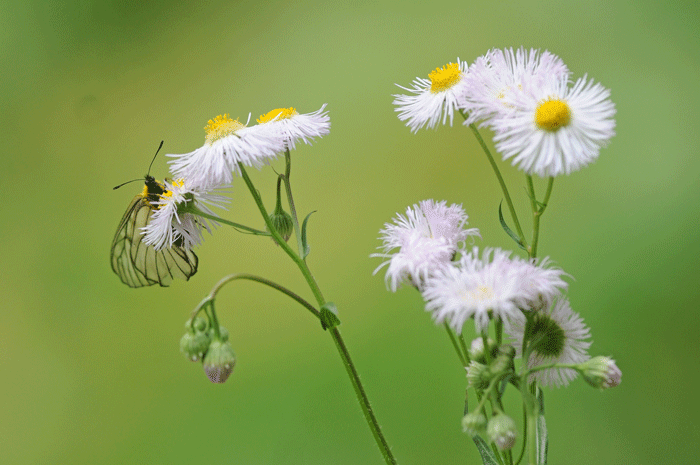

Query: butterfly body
(111, 175), (198, 287)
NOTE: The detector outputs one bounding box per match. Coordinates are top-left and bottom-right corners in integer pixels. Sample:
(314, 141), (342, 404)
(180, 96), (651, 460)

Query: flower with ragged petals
(422, 247), (568, 333)
(143, 178), (229, 250)
(491, 73), (616, 177)
(508, 298), (591, 387)
(393, 59), (469, 132)
(168, 114), (286, 189)
(460, 47), (570, 128)
(372, 200), (479, 291)
(256, 104), (330, 150)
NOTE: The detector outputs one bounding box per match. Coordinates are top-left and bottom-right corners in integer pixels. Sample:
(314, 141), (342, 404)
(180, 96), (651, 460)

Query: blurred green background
(2, 0), (698, 463)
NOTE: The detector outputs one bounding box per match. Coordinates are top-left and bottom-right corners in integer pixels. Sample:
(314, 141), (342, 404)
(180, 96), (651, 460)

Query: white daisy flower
(393, 59), (469, 132)
(460, 47), (570, 128)
(143, 178), (229, 250)
(168, 114), (286, 190)
(423, 247), (527, 333)
(508, 298), (591, 387)
(515, 256), (570, 311)
(422, 247), (569, 333)
(491, 73), (616, 177)
(372, 200), (479, 291)
(256, 104), (330, 150)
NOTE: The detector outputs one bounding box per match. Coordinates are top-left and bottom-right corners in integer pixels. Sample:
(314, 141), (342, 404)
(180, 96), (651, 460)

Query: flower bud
(466, 361), (491, 390)
(268, 209), (294, 242)
(487, 414), (517, 450)
(208, 325), (229, 343)
(186, 316), (208, 333)
(202, 340), (236, 383)
(462, 412), (487, 436)
(180, 330), (211, 362)
(491, 345), (516, 375)
(581, 356), (621, 389)
(469, 337), (498, 364)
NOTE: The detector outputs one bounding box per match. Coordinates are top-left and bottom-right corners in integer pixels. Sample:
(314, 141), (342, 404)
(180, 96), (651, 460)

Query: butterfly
(110, 142), (198, 287)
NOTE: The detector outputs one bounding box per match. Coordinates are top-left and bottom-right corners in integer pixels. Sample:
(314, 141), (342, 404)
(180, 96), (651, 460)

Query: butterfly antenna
(147, 140), (164, 177)
(113, 178), (143, 190)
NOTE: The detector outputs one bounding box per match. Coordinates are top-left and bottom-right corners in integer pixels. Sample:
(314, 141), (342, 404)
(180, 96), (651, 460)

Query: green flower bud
(203, 340), (236, 383)
(186, 316), (208, 333)
(581, 356), (621, 389)
(180, 330), (211, 362)
(487, 414), (517, 450)
(491, 345), (516, 375)
(462, 412), (487, 436)
(208, 325), (229, 343)
(268, 209), (294, 242)
(466, 361), (492, 391)
(469, 337), (498, 364)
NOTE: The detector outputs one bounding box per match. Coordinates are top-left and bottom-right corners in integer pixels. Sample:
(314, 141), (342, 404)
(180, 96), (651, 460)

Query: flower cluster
(140, 105), (330, 250)
(393, 47), (616, 177)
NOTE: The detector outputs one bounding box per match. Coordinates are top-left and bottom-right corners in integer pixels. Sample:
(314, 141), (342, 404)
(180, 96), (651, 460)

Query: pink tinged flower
(372, 200), (479, 291)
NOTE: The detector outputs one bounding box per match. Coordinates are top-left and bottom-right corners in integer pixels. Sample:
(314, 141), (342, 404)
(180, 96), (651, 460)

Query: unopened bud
(462, 412), (487, 436)
(487, 414), (517, 450)
(202, 340), (236, 383)
(581, 356), (621, 389)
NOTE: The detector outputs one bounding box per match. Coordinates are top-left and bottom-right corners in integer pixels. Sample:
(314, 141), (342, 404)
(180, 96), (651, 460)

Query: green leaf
(471, 435), (500, 465)
(498, 201), (526, 251)
(536, 388), (548, 465)
(319, 302), (341, 330)
(301, 211), (316, 259)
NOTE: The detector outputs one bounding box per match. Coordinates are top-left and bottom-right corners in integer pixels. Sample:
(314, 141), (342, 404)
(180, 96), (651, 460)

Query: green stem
(187, 205), (270, 236)
(458, 333), (471, 366)
(444, 322), (467, 367)
(283, 149), (306, 257)
(238, 164), (325, 305)
(238, 164), (397, 464)
(462, 115), (527, 248)
(525, 176), (554, 259)
(329, 327), (398, 465)
(191, 273), (320, 320)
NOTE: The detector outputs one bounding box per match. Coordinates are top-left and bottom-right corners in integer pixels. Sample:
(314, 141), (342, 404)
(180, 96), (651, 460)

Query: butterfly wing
(111, 192), (198, 288)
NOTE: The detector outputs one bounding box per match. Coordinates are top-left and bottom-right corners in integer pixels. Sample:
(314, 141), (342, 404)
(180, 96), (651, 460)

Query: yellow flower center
(257, 107), (299, 124)
(205, 114), (245, 145)
(429, 62), (462, 93)
(535, 99), (571, 131)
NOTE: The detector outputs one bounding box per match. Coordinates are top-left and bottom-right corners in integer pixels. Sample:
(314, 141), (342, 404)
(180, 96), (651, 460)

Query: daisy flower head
(514, 256), (570, 311)
(393, 59), (469, 132)
(372, 200), (480, 292)
(168, 114), (287, 190)
(460, 47), (570, 129)
(491, 72), (616, 177)
(508, 298), (591, 387)
(256, 104), (330, 151)
(422, 247), (530, 334)
(143, 178), (230, 251)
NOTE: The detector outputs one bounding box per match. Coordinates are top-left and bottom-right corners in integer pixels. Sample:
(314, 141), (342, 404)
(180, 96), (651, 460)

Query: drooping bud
(462, 412), (487, 436)
(487, 414), (517, 450)
(202, 340), (237, 383)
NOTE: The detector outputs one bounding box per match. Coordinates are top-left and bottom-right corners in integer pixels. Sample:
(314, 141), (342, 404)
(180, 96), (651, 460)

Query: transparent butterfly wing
(111, 189), (198, 288)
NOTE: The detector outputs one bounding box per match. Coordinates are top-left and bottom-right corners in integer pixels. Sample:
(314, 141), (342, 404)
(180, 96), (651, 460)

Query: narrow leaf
(498, 202), (526, 251)
(301, 211), (316, 259)
(536, 388), (548, 465)
(471, 435), (500, 465)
